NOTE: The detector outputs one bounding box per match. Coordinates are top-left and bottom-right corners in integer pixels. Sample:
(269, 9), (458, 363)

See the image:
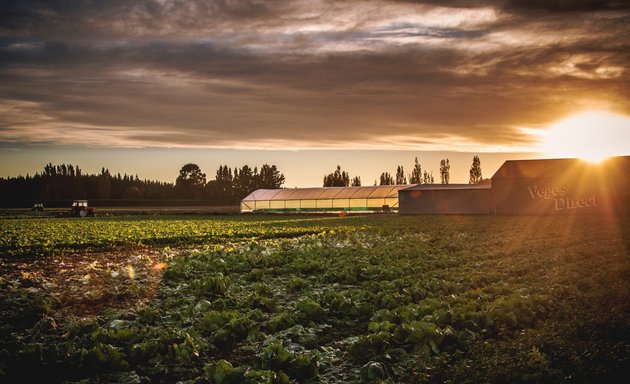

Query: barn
(398, 184), (491, 214)
(399, 156), (630, 215)
(490, 156), (630, 214)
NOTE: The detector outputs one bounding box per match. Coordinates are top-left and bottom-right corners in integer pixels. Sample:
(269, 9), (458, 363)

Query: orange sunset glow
(541, 112), (630, 163)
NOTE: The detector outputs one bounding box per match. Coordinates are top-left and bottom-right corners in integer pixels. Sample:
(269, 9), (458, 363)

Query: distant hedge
(0, 200), (229, 209)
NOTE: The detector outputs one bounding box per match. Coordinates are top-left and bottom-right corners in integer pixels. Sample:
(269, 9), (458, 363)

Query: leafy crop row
(1, 215), (629, 383)
(0, 215), (365, 258)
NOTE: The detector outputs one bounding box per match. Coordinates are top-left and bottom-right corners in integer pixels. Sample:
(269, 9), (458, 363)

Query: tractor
(32, 202), (44, 212)
(70, 200), (96, 217)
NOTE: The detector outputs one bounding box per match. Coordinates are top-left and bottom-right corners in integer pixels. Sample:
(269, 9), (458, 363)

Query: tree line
(0, 156), (485, 203)
(323, 156), (485, 187)
(175, 163), (285, 203)
(0, 162), (285, 204)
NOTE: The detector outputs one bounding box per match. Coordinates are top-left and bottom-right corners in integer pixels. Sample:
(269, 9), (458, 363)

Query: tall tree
(469, 155), (483, 184)
(258, 164), (285, 189)
(98, 168), (111, 199)
(40, 162), (85, 199)
(176, 163), (206, 199)
(409, 157), (422, 184)
(214, 165), (234, 200)
(395, 165), (407, 185)
(423, 170), (434, 184)
(440, 159), (450, 184)
(323, 165), (350, 187)
(379, 172), (394, 185)
(234, 165), (254, 198)
(351, 176), (361, 186)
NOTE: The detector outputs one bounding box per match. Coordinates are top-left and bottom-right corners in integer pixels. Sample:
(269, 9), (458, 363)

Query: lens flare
(541, 111), (630, 163)
(152, 262), (167, 271)
(127, 265), (135, 280)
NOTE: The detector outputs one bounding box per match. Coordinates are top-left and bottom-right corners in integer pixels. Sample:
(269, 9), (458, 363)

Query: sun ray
(541, 111), (630, 163)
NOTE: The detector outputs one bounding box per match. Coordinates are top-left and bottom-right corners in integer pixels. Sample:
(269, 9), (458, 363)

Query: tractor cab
(70, 200), (95, 217)
(32, 202), (44, 212)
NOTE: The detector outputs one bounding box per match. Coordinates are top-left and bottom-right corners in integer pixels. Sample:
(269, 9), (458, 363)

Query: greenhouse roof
(242, 185), (407, 201)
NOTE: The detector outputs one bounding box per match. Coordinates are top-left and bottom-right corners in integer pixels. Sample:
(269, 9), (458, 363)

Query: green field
(1, 215), (629, 383)
(0, 215), (362, 258)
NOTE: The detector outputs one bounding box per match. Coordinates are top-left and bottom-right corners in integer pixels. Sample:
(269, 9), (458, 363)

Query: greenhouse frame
(240, 185), (406, 213)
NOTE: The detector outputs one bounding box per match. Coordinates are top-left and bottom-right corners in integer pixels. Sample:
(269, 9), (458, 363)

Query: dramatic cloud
(1, 0), (629, 151)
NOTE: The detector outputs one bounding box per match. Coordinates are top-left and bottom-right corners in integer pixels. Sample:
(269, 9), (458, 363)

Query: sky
(1, 0), (630, 186)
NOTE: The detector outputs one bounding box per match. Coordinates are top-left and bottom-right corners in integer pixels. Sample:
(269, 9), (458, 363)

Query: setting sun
(541, 111), (630, 163)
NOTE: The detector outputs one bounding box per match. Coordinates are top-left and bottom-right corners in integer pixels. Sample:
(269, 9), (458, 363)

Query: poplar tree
(409, 157), (422, 184)
(423, 170), (434, 184)
(469, 155), (483, 184)
(440, 159), (450, 184)
(379, 172), (395, 185)
(395, 166), (407, 184)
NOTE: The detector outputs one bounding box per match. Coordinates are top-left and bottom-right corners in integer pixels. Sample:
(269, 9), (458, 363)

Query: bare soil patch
(0, 248), (170, 320)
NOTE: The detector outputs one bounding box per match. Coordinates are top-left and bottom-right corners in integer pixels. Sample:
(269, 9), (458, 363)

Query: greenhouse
(240, 185), (406, 213)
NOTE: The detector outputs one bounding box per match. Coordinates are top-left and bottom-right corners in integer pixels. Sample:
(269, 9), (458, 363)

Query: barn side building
(490, 156), (630, 214)
(399, 156), (630, 215)
(398, 184), (491, 214)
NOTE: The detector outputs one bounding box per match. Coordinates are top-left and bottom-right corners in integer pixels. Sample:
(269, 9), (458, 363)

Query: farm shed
(398, 156), (630, 215)
(490, 156), (630, 214)
(240, 185), (406, 213)
(398, 184), (492, 215)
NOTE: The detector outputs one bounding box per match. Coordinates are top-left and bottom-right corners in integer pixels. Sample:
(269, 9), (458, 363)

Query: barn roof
(491, 156), (630, 180)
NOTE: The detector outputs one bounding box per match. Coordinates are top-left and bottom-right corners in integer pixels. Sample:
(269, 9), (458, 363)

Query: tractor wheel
(79, 209), (87, 218)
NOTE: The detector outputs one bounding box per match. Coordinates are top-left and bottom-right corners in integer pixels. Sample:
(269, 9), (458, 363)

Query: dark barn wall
(398, 157), (630, 215)
(399, 188), (491, 215)
(491, 157), (630, 215)
(491, 177), (607, 214)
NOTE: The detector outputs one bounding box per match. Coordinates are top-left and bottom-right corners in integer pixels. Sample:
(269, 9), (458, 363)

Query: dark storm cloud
(0, 0), (290, 41)
(1, 0), (629, 150)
